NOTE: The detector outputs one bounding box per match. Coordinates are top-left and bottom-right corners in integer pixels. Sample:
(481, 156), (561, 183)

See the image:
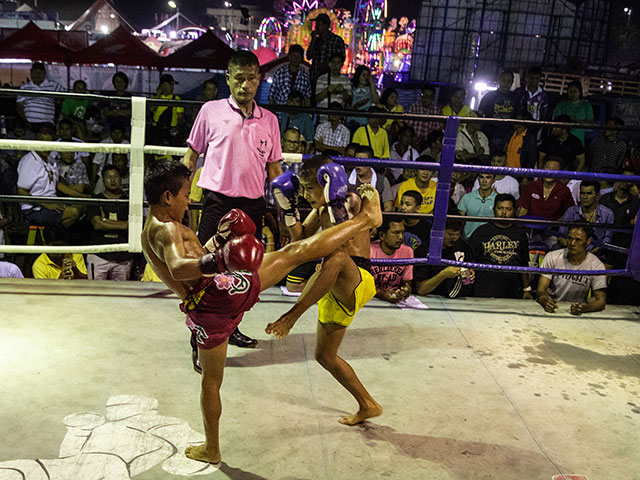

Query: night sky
(38, 0), (421, 30)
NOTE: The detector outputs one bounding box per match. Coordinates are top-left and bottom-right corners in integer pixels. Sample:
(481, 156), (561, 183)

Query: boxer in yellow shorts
(267, 155), (383, 426)
(317, 257), (376, 327)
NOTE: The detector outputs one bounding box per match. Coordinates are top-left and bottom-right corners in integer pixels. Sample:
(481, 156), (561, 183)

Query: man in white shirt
(314, 53), (352, 121)
(472, 152), (520, 199)
(16, 123), (80, 227)
(537, 225), (607, 315)
(16, 62), (64, 132)
(314, 101), (350, 154)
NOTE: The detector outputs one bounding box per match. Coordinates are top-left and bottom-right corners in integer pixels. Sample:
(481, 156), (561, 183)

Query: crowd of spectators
(0, 50), (639, 313)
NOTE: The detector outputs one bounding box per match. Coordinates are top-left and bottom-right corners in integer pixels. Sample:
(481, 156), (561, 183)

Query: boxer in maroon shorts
(141, 159), (381, 467)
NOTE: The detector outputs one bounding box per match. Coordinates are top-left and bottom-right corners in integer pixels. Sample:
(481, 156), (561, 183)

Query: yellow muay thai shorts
(318, 267), (376, 327)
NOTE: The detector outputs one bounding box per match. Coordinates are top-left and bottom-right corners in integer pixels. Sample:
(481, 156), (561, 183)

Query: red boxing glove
(199, 234), (264, 275)
(203, 209), (256, 253)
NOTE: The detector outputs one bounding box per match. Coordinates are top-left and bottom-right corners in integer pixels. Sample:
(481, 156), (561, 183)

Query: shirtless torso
(141, 213), (206, 300)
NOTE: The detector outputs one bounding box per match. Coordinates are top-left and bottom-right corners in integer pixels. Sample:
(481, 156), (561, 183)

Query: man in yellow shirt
(395, 159), (438, 213)
(150, 74), (184, 146)
(32, 224), (87, 279)
(352, 106), (390, 159)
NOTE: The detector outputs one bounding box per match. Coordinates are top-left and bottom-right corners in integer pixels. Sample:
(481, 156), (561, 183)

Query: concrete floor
(0, 278), (639, 480)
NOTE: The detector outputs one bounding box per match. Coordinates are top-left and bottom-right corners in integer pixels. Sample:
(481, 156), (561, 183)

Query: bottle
(0, 115), (6, 137)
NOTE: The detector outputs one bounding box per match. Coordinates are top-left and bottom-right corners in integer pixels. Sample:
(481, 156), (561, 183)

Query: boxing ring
(0, 90), (639, 480)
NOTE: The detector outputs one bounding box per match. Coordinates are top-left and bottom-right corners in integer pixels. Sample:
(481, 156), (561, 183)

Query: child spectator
(398, 189), (430, 251)
(394, 156), (438, 214)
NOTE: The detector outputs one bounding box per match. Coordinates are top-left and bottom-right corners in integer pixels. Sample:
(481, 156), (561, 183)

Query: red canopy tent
(69, 26), (160, 67)
(161, 30), (233, 70)
(0, 21), (72, 63)
(259, 54), (311, 76)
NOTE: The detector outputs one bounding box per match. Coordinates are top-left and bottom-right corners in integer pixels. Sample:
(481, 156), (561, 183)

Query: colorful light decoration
(257, 17), (283, 50)
(291, 0), (319, 11)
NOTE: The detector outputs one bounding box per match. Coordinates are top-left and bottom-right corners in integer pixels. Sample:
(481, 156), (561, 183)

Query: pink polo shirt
(187, 97), (282, 199)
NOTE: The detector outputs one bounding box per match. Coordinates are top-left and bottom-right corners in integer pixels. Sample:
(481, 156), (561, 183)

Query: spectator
(188, 166), (204, 233)
(101, 72), (131, 127)
(17, 123), (80, 227)
(407, 85), (442, 145)
(314, 53), (352, 122)
(349, 65), (379, 130)
(389, 126), (419, 182)
(314, 101), (350, 155)
(455, 112), (490, 164)
(370, 218), (413, 303)
(472, 152), (520, 199)
(150, 74), (184, 147)
(505, 110), (538, 169)
(559, 181), (614, 255)
(420, 129), (443, 161)
(61, 79), (92, 140)
(0, 261), (23, 278)
(16, 62), (63, 132)
(398, 189), (430, 251)
(32, 223), (87, 279)
(352, 106), (390, 159)
(441, 87), (472, 130)
(269, 44), (312, 106)
(536, 225), (606, 315)
(518, 156), (575, 220)
(589, 117), (627, 173)
(600, 168), (640, 303)
(553, 80), (594, 146)
(279, 90), (315, 147)
(468, 194), (531, 298)
(55, 150), (90, 199)
(450, 170), (467, 205)
(91, 122), (126, 188)
(348, 145), (394, 211)
(186, 78), (219, 125)
(539, 114), (585, 171)
(281, 127), (304, 155)
(515, 66), (549, 121)
(478, 70), (521, 153)
(53, 118), (91, 171)
(458, 173), (497, 238)
(306, 13), (346, 85)
(413, 219), (475, 298)
(344, 142), (358, 158)
(86, 165), (133, 280)
(0, 118), (30, 195)
(379, 87), (404, 138)
(197, 78), (219, 103)
(394, 157), (438, 214)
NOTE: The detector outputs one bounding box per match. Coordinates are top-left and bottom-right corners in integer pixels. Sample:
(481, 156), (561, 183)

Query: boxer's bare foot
(357, 184), (383, 228)
(184, 444), (221, 465)
(339, 401), (383, 426)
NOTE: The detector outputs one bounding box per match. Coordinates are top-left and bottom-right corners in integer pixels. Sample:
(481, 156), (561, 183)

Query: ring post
(428, 116), (459, 265)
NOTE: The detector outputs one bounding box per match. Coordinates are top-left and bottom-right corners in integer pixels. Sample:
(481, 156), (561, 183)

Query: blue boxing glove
(271, 171), (300, 227)
(317, 162), (350, 224)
